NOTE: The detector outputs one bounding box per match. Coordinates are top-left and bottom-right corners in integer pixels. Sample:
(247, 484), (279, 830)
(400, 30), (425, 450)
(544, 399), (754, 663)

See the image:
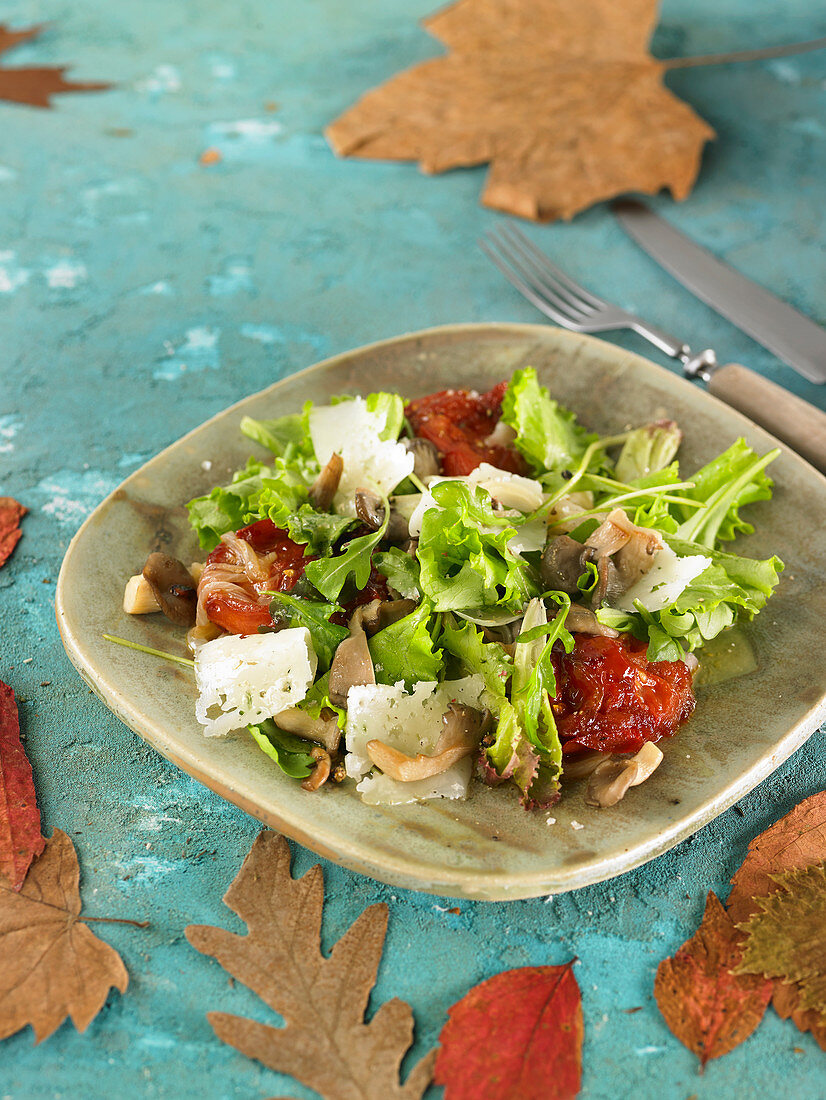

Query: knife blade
(614, 199), (826, 384)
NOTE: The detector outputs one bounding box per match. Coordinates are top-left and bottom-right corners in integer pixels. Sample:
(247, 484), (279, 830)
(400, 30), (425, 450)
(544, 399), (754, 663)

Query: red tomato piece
(553, 634), (695, 755)
(405, 383), (526, 475)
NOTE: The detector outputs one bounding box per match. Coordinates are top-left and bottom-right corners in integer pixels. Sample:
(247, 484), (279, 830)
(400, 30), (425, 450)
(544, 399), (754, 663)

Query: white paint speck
(207, 256), (255, 297)
(768, 60), (801, 85)
(136, 64), (182, 95)
(0, 250), (30, 294)
(0, 414), (21, 454)
(0, 165), (18, 182)
(154, 326), (221, 381)
(201, 459), (212, 471)
(139, 280), (174, 296)
(44, 258), (87, 289)
(207, 118), (283, 141)
(570, 820), (584, 830)
(240, 322), (280, 345)
(635, 1046), (666, 1056)
(546, 816), (556, 826)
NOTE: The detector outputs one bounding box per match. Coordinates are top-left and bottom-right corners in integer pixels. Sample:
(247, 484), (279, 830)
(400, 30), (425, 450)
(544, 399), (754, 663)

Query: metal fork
(481, 225), (718, 380)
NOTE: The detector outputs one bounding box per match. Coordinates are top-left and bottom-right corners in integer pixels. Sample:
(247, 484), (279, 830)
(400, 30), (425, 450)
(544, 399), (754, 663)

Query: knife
(615, 199), (826, 385)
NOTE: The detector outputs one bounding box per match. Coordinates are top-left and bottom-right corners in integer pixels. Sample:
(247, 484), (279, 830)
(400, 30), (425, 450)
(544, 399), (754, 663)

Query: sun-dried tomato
(405, 381), (526, 475)
(553, 633), (695, 755)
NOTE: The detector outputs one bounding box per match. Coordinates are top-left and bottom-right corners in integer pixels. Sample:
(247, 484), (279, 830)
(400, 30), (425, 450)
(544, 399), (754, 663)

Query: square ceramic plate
(56, 324), (826, 900)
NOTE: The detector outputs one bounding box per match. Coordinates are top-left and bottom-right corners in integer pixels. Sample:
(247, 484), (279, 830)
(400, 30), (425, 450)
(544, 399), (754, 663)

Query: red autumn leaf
(727, 789), (826, 926)
(654, 892), (772, 1067)
(0, 24), (110, 108)
(0, 497), (27, 569)
(0, 681), (45, 890)
(434, 962), (583, 1099)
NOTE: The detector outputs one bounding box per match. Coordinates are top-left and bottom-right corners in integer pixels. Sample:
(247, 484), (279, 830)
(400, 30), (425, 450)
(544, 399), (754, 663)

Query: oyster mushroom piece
(301, 746), (332, 792)
(142, 553), (198, 627)
(356, 597), (418, 636)
(328, 608), (376, 708)
(402, 436), (440, 479)
(366, 703), (491, 782)
(353, 487), (410, 543)
(273, 706), (341, 754)
(540, 535), (594, 596)
(308, 453), (343, 511)
(562, 604), (620, 638)
(585, 742), (664, 808)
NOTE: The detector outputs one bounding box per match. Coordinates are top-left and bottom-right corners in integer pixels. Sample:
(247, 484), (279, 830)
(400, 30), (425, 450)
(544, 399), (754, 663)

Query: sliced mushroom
(274, 706), (341, 754)
(354, 488), (410, 543)
(563, 750), (611, 780)
(309, 452), (343, 511)
(540, 535), (594, 595)
(366, 703), (490, 782)
(583, 510), (636, 609)
(328, 609), (376, 707)
(584, 742), (664, 808)
(301, 746), (332, 792)
(402, 436), (440, 479)
(545, 490), (594, 533)
(563, 604), (620, 638)
(356, 597), (418, 636)
(123, 573), (161, 614)
(142, 553), (198, 627)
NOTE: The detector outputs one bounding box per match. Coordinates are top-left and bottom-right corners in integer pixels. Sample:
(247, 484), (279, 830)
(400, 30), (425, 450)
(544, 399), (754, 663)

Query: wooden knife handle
(708, 363), (826, 475)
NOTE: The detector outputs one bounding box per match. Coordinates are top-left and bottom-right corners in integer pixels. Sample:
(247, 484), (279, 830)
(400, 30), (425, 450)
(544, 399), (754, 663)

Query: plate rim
(55, 322), (826, 899)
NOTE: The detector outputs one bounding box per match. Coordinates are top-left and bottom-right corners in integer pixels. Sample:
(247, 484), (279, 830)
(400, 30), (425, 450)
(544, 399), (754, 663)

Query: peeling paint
(154, 326), (221, 381)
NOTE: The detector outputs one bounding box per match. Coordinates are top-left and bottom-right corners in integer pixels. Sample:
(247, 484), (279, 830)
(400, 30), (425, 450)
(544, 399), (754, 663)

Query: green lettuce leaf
(267, 592), (348, 671)
(248, 719), (315, 779)
(240, 411), (314, 462)
(417, 481), (538, 612)
(501, 366), (597, 474)
(438, 615), (512, 702)
(369, 601), (443, 689)
(614, 421), (682, 482)
(374, 547), (422, 599)
(674, 440), (778, 547)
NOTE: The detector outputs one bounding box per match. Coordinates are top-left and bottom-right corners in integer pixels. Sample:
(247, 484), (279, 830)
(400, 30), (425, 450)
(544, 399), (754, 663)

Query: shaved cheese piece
(195, 628), (317, 737)
(408, 463), (545, 537)
(357, 758), (473, 805)
(344, 677), (486, 803)
(507, 518), (547, 555)
(309, 399), (414, 516)
(614, 545), (712, 613)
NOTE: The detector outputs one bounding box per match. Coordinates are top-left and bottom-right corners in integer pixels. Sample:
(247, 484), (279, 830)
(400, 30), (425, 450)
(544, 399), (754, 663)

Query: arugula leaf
(577, 560), (599, 594)
(417, 481), (538, 611)
(304, 502), (389, 601)
(248, 719), (315, 779)
(267, 592), (348, 671)
(674, 440), (778, 548)
(369, 601), (443, 689)
(301, 671), (347, 729)
(439, 615), (512, 702)
(287, 505), (356, 555)
(374, 547), (422, 599)
(501, 366), (597, 474)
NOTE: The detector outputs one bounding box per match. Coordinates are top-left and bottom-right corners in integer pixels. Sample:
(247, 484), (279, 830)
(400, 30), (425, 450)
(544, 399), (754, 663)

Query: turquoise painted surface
(1, 0), (825, 1095)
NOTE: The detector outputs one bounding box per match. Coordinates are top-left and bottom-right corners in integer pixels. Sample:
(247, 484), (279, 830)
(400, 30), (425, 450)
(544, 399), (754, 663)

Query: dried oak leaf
(185, 831), (435, 1100)
(735, 863), (826, 1019)
(433, 962), (583, 1099)
(326, 0), (715, 222)
(0, 497), (27, 570)
(0, 24), (109, 108)
(0, 829), (128, 1041)
(0, 680), (45, 889)
(654, 892), (772, 1067)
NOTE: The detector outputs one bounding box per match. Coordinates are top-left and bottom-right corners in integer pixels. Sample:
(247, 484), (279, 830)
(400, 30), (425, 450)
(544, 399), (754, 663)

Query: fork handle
(708, 363), (826, 475)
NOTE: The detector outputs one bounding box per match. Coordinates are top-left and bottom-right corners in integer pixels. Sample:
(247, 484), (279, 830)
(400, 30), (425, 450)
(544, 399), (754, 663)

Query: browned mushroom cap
(142, 553), (197, 627)
(613, 526), (664, 589)
(354, 488), (409, 543)
(540, 536), (594, 595)
(366, 703), (490, 782)
(273, 706), (341, 754)
(328, 610), (376, 708)
(584, 742), (663, 808)
(563, 604), (620, 638)
(301, 746), (332, 792)
(402, 436), (440, 479)
(308, 453), (343, 511)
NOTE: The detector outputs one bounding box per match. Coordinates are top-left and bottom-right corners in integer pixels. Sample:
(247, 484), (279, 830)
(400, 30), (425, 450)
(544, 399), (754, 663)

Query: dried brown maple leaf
(654, 892), (772, 1067)
(326, 0), (715, 221)
(185, 831), (435, 1100)
(0, 680), (45, 890)
(0, 24), (109, 108)
(0, 829), (128, 1042)
(434, 962), (583, 1099)
(0, 497), (27, 570)
(735, 863), (826, 1019)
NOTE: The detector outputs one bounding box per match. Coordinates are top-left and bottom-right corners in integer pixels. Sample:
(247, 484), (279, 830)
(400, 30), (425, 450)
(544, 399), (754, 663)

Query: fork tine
(484, 231), (591, 323)
(479, 239), (585, 332)
(499, 225), (607, 312)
